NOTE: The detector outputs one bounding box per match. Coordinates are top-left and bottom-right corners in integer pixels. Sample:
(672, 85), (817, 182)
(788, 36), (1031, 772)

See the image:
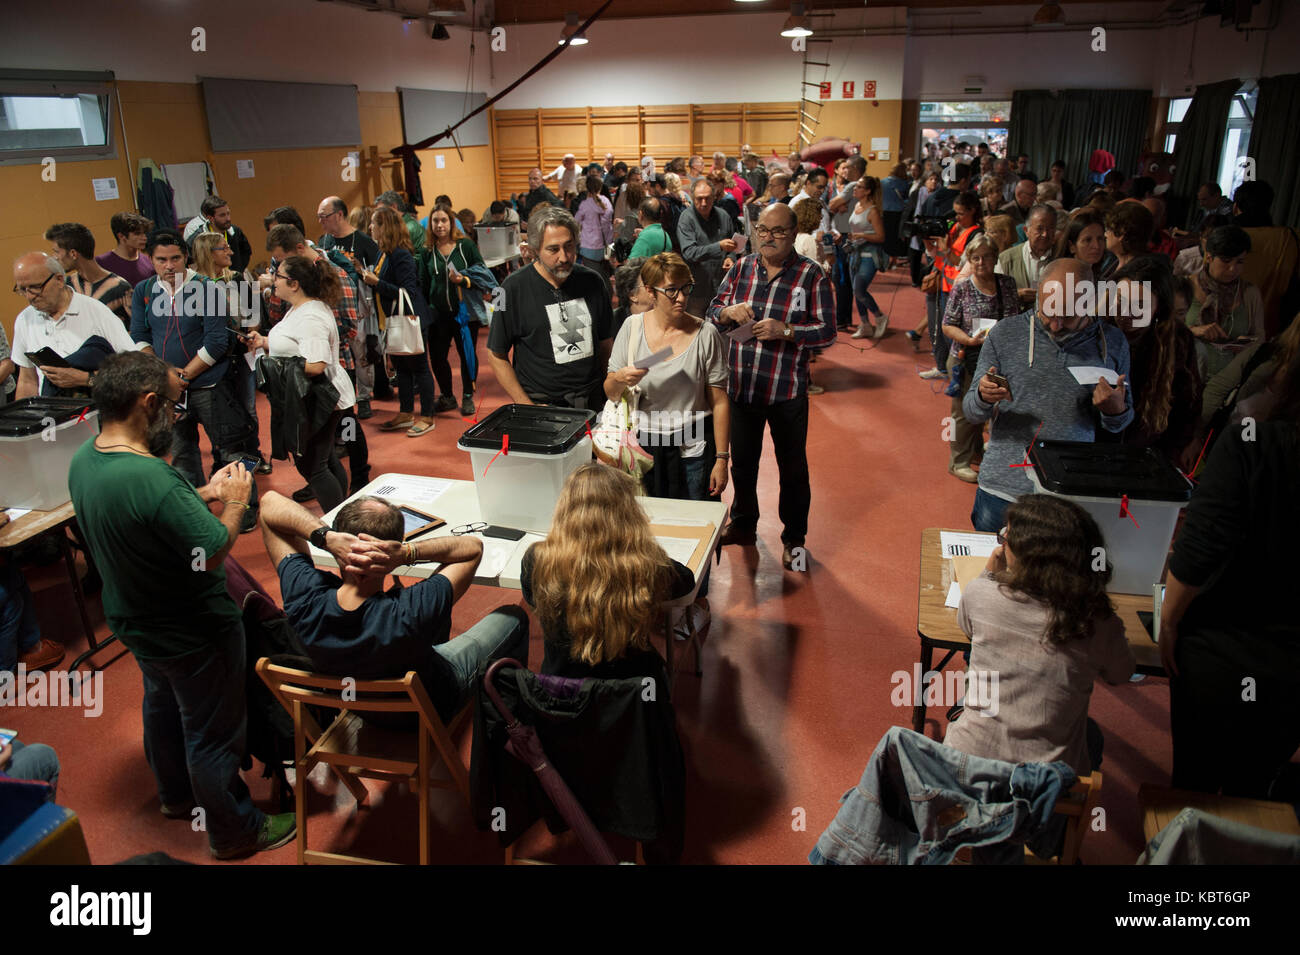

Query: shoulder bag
(592, 313), (654, 488)
(382, 287), (425, 356)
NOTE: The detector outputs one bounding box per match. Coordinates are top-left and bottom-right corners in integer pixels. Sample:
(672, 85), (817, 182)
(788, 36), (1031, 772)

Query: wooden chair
(1026, 771), (1103, 865)
(255, 659), (470, 865)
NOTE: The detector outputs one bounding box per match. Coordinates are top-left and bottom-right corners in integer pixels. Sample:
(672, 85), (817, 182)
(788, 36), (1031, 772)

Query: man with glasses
(708, 203), (836, 571)
(11, 252), (140, 400)
(183, 196), (253, 274)
(68, 350), (297, 859)
(679, 179), (737, 317)
(316, 195), (385, 406)
(487, 205), (613, 413)
(258, 490), (528, 722)
(128, 231), (260, 533)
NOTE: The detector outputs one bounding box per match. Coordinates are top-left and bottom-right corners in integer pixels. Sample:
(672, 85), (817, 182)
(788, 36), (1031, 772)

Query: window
(1216, 85), (1257, 197)
(0, 70), (116, 165)
(1163, 97), (1192, 154)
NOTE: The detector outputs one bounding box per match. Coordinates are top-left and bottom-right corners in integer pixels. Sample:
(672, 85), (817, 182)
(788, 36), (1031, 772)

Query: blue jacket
(809, 727), (1076, 865)
(130, 274), (231, 388)
(458, 263), (500, 325)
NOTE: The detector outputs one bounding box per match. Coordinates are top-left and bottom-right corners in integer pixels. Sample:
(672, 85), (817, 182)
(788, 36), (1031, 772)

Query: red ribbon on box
(482, 433), (508, 477)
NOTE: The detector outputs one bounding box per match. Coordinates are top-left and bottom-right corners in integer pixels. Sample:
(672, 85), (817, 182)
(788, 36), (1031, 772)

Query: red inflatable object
(800, 137), (862, 170)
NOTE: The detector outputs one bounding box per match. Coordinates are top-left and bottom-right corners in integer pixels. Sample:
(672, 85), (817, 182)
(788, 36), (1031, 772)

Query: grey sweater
(963, 309), (1133, 501)
(677, 205), (734, 299)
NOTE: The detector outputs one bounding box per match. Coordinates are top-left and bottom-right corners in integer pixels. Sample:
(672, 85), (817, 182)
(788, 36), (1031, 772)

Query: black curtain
(1249, 72), (1300, 229)
(1170, 78), (1240, 228)
(1008, 89), (1150, 191)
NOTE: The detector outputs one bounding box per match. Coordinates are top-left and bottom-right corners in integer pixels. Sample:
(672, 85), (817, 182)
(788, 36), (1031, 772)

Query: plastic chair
(256, 659), (470, 865)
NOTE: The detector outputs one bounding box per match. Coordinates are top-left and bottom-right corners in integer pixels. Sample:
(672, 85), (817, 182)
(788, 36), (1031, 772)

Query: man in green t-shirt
(68, 350), (298, 859)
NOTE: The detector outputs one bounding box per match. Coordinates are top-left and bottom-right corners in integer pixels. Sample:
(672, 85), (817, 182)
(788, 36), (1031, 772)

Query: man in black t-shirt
(315, 196), (379, 269)
(486, 205), (613, 413)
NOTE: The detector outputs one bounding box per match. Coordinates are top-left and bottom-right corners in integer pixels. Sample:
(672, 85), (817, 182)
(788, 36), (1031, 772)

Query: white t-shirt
(267, 299), (355, 410)
(12, 292), (141, 393)
(546, 163), (580, 195)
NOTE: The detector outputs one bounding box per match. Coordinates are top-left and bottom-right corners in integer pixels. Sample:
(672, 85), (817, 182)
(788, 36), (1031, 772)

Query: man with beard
(486, 205), (613, 412)
(68, 350), (318, 859)
(962, 258), (1133, 533)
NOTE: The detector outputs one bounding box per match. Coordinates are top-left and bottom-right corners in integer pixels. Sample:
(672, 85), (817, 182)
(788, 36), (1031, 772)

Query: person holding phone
(1185, 225), (1265, 379)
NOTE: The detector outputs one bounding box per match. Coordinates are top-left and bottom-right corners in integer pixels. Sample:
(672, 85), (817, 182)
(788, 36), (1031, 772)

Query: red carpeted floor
(10, 264), (1175, 865)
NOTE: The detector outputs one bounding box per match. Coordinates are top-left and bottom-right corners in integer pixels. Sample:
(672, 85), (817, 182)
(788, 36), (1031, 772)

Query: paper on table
(939, 530), (997, 558)
(731, 232), (748, 255)
(1069, 365), (1119, 386)
(371, 476), (453, 505)
(728, 321), (756, 343)
(944, 581), (962, 609)
(656, 536), (700, 565)
(4, 508), (32, 522)
(474, 537), (516, 579)
(633, 345), (674, 369)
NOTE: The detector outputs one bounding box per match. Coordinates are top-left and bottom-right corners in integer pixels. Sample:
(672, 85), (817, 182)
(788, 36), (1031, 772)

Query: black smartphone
(988, 372), (1013, 400)
(483, 525), (526, 541)
(237, 455), (261, 472)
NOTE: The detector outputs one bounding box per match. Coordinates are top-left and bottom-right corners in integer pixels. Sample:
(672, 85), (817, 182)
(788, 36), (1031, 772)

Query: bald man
(962, 257), (1133, 532)
(11, 252), (139, 400)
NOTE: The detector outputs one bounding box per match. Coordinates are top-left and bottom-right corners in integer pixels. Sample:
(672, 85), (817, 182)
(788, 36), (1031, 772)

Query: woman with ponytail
(1106, 255), (1202, 467)
(247, 254), (354, 512)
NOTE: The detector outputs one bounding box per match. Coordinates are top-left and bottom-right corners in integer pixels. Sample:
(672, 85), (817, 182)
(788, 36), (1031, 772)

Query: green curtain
(1008, 89), (1151, 191)
(1248, 72), (1300, 228)
(1170, 78), (1240, 228)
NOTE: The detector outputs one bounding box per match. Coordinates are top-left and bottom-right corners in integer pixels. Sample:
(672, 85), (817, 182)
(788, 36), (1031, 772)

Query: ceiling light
(780, 2), (813, 38)
(431, 22), (451, 40)
(558, 12), (589, 46)
(1032, 1), (1065, 25)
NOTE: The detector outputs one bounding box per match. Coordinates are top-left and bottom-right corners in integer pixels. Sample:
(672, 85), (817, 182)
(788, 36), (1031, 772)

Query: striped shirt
(706, 251), (836, 403)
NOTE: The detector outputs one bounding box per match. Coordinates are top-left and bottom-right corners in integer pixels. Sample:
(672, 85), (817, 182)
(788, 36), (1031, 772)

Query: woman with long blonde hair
(520, 464), (695, 680)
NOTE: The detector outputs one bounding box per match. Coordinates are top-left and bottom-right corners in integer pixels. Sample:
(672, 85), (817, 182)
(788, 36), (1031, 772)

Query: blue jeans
(136, 619), (264, 853)
(970, 488), (1011, 533)
(0, 565), (42, 673)
(425, 606), (530, 723)
(851, 245), (884, 320)
(172, 375), (260, 518)
(5, 741), (60, 801)
(833, 242), (854, 326)
(926, 288), (951, 372)
(231, 357), (263, 453)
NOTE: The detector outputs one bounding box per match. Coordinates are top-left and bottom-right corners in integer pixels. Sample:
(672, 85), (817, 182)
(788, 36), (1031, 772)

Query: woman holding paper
(941, 234), (1019, 483)
(520, 463), (695, 681)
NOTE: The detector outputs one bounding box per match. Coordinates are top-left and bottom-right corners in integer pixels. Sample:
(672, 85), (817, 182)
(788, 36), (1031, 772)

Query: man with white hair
(11, 252), (139, 400)
(543, 153), (580, 204)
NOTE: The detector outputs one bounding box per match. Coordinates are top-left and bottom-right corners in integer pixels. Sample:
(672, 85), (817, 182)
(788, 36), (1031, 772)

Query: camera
(901, 216), (951, 241)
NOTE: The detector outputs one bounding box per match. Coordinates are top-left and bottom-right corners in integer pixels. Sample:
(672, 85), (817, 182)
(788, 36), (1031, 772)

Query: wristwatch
(309, 526), (330, 551)
(783, 323), (794, 340)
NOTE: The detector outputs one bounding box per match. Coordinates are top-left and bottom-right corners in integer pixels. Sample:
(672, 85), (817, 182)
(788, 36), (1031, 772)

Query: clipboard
(649, 522), (716, 575)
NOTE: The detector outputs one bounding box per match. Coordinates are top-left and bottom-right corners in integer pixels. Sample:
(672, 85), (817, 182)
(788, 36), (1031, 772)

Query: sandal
(406, 417), (435, 437)
(379, 414), (414, 432)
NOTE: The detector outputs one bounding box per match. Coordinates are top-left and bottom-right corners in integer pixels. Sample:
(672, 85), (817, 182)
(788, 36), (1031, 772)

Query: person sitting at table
(0, 512), (65, 673)
(258, 490), (528, 721)
(520, 463), (695, 683)
(1184, 225), (1266, 380)
(944, 494), (1135, 777)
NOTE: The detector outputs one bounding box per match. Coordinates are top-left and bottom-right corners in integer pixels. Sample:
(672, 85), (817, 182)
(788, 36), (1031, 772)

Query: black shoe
(240, 509), (259, 534)
(433, 395), (458, 414)
(291, 485), (316, 504)
(460, 394), (475, 416)
(356, 399), (373, 420)
(160, 800), (196, 820)
(718, 522), (757, 546)
(255, 457), (273, 475)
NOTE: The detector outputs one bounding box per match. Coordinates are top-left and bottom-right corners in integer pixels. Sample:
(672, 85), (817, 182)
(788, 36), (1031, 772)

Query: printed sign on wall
(863, 80), (877, 99)
(842, 81), (855, 99)
(819, 82), (831, 100)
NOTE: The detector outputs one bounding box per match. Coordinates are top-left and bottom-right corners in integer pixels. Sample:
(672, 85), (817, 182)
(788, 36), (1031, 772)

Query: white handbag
(592, 313), (653, 486)
(383, 288), (424, 356)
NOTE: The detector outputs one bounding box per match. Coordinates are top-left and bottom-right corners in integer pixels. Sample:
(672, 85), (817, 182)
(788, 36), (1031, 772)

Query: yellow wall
(2, 83), (498, 343)
(815, 100), (905, 180)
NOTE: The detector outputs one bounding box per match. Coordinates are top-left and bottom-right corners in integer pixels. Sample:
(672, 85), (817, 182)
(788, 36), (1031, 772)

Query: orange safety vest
(941, 225), (981, 293)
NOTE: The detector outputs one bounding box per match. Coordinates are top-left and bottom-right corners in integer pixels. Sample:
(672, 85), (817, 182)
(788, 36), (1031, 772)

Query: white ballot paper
(1069, 366), (1120, 386)
(944, 581), (962, 609)
(370, 476), (453, 505)
(634, 345), (674, 369)
(656, 536), (700, 566)
(939, 531), (998, 559)
(731, 232), (748, 254)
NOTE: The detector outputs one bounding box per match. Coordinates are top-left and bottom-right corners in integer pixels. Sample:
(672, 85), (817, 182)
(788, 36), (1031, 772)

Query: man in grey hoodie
(963, 257), (1133, 532)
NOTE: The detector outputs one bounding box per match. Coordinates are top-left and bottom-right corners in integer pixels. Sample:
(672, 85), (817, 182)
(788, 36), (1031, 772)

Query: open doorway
(917, 100), (1011, 164)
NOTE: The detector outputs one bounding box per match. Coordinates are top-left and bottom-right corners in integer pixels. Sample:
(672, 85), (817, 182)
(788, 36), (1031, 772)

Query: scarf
(1196, 266), (1240, 329)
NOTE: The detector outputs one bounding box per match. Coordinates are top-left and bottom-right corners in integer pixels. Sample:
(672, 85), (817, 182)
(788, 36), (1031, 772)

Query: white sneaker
(873, 315), (889, 339)
(919, 368), (945, 379)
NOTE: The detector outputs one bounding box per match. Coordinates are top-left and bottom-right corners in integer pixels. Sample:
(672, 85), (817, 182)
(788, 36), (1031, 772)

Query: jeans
(833, 242), (854, 327)
(429, 307), (478, 398)
(926, 289), (951, 373)
(729, 395), (810, 546)
(971, 488), (1011, 533)
(172, 375), (260, 514)
(231, 357), (263, 456)
(851, 245), (884, 321)
(425, 606), (530, 724)
(5, 740), (60, 801)
(392, 350), (436, 417)
(137, 619), (263, 852)
(0, 564), (42, 673)
(295, 408), (347, 513)
(808, 726), (1075, 865)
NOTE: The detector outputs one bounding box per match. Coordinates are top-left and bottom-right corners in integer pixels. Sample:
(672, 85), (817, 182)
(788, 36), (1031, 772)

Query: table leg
(60, 530), (97, 652)
(912, 640), (935, 734)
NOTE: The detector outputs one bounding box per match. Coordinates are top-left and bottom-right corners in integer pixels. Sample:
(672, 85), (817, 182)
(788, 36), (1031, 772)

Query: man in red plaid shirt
(707, 203), (835, 570)
(265, 225), (370, 497)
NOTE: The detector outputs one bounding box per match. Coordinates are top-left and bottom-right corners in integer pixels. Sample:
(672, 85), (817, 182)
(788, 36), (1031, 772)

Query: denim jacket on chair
(809, 727), (1076, 865)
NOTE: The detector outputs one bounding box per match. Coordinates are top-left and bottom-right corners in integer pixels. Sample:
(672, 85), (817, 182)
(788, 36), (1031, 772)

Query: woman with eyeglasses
(191, 232), (270, 473)
(245, 256), (354, 513)
(426, 203), (485, 418)
(943, 495), (1134, 778)
(362, 206), (438, 437)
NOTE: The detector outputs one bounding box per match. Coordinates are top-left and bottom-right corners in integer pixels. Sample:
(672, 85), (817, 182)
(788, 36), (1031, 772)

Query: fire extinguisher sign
(819, 82), (831, 99)
(842, 81), (855, 99)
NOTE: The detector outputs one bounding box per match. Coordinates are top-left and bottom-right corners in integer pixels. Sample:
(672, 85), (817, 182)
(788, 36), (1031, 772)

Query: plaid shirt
(706, 250), (835, 403)
(265, 257), (357, 371)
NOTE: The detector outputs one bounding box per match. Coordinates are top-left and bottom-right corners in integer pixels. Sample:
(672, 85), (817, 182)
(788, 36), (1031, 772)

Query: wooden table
(0, 500), (113, 669)
(914, 527), (1165, 733)
(1139, 784), (1300, 841)
(312, 474), (727, 682)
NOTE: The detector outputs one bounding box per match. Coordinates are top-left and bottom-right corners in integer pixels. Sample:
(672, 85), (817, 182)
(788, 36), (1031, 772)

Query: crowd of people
(2, 138), (1297, 863)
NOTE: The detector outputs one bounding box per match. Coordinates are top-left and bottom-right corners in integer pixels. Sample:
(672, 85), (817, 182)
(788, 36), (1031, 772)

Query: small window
(1167, 97), (1192, 123)
(1216, 86), (1257, 197)
(0, 71), (116, 166)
